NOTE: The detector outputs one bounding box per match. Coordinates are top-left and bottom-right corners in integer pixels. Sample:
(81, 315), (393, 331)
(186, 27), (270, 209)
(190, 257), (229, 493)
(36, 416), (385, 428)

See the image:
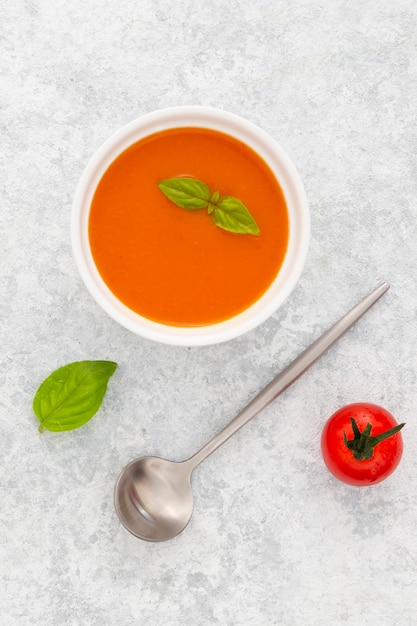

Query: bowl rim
(71, 105), (310, 346)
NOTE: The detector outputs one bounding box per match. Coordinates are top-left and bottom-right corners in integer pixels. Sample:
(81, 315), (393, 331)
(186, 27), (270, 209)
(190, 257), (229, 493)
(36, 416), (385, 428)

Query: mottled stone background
(1, 1), (417, 624)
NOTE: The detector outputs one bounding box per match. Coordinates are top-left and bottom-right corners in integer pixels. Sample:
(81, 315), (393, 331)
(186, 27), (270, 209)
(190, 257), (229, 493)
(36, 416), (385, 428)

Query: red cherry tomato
(321, 403), (404, 486)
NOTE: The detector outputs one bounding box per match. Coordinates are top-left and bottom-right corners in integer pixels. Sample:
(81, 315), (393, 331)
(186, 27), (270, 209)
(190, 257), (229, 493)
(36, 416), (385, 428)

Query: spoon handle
(188, 282), (390, 469)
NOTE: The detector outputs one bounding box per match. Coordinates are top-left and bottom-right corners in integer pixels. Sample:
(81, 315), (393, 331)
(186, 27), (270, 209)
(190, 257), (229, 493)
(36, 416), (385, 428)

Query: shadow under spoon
(114, 282), (389, 542)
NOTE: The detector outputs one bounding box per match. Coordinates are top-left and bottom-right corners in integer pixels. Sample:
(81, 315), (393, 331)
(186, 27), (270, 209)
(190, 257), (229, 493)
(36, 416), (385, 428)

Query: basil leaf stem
(158, 177), (260, 236)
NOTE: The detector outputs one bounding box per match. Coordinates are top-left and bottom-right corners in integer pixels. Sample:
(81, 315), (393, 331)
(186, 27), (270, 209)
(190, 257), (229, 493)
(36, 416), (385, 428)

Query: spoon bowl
(114, 457), (194, 541)
(114, 284), (389, 541)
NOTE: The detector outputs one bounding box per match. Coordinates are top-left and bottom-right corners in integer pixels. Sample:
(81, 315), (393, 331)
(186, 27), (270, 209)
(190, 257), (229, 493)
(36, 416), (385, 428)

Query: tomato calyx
(343, 417), (405, 461)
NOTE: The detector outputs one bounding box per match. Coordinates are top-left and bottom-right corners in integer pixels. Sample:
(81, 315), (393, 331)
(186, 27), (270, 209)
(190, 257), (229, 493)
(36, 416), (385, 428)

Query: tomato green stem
(343, 417), (405, 461)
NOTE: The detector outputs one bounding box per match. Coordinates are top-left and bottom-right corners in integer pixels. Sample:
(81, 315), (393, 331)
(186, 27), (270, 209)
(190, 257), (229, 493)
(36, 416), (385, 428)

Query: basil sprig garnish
(158, 177), (260, 236)
(33, 360), (117, 432)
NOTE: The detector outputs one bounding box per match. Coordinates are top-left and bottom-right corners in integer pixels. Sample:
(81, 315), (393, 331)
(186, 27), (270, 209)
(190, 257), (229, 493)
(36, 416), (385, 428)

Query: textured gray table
(2, 1), (417, 625)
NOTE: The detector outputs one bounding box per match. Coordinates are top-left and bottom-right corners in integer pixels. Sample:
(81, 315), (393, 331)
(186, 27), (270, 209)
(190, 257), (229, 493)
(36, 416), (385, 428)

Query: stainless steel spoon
(114, 282), (389, 541)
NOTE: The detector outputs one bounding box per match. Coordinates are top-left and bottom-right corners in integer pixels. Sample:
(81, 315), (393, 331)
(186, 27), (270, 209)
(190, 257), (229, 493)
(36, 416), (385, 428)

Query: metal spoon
(114, 282), (389, 541)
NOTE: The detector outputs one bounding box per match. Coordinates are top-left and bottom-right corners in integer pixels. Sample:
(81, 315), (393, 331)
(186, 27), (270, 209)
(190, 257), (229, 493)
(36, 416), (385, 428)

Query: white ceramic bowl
(71, 106), (309, 346)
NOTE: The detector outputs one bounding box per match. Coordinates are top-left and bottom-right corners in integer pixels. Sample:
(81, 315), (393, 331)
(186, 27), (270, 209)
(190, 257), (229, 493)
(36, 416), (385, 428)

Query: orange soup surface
(89, 127), (289, 326)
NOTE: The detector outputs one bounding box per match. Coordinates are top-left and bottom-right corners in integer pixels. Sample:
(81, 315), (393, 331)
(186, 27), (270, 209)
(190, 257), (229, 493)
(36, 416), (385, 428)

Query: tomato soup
(88, 128), (289, 326)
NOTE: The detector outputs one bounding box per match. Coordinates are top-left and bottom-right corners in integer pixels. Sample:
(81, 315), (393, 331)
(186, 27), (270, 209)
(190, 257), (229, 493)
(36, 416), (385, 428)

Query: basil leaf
(213, 196), (260, 235)
(158, 178), (211, 210)
(157, 176), (261, 235)
(33, 360), (117, 432)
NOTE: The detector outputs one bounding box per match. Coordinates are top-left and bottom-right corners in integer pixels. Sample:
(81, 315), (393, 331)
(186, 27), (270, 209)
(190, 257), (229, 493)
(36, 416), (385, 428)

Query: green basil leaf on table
(33, 360), (117, 432)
